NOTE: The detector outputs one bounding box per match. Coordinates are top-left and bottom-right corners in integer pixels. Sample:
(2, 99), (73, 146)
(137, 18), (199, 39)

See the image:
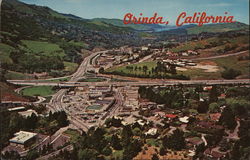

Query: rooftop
(10, 131), (37, 144)
(18, 109), (38, 118)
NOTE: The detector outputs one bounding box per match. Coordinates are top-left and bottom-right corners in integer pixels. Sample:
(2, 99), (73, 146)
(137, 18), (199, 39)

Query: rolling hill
(186, 22), (249, 34)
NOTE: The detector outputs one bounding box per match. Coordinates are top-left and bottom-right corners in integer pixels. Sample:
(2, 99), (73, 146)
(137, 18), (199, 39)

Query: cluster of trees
(0, 110), (68, 151)
(229, 119), (250, 160)
(221, 68), (241, 79)
(124, 62), (177, 76)
(139, 86), (185, 109)
(4, 50), (64, 74)
(63, 125), (144, 160)
(104, 70), (189, 80)
(162, 129), (185, 151)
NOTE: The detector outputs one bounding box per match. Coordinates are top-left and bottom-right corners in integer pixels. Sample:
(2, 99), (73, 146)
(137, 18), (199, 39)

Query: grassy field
(177, 68), (221, 80)
(64, 61), (78, 73)
(37, 77), (70, 82)
(112, 150), (123, 160)
(86, 105), (102, 110)
(64, 129), (81, 144)
(0, 82), (27, 101)
(106, 61), (190, 79)
(178, 53), (250, 79)
(187, 23), (249, 34)
(170, 35), (249, 53)
(69, 40), (89, 48)
(212, 56), (250, 76)
(20, 86), (56, 97)
(0, 43), (15, 64)
(146, 139), (160, 147)
(21, 40), (65, 57)
(5, 71), (33, 80)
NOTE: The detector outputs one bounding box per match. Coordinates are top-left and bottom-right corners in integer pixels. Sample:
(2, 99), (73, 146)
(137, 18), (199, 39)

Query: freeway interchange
(7, 50), (250, 132)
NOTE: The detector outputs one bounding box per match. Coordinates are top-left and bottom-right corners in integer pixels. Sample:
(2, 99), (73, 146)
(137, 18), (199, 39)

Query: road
(41, 51), (107, 131)
(191, 50), (248, 61)
(8, 79), (250, 87)
(6, 49), (250, 132)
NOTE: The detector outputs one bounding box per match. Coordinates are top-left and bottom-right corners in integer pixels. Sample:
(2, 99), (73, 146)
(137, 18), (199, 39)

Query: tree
(121, 125), (133, 147)
(159, 147), (167, 156)
(102, 146), (112, 156)
(25, 150), (39, 160)
(208, 102), (220, 113)
(123, 139), (143, 160)
(57, 111), (68, 127)
(25, 113), (38, 130)
(197, 100), (209, 113)
(219, 106), (237, 130)
(162, 129), (185, 150)
(132, 127), (142, 136)
(78, 148), (98, 160)
(111, 134), (122, 150)
(142, 65), (148, 74)
(99, 67), (104, 74)
(221, 68), (241, 79)
(231, 141), (240, 160)
(2, 151), (20, 160)
(169, 65), (176, 74)
(152, 153), (159, 160)
(209, 85), (219, 103)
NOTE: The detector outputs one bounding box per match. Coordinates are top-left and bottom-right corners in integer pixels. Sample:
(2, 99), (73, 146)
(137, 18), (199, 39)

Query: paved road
(8, 79), (250, 87)
(6, 49), (250, 132)
(191, 50), (248, 61)
(47, 51), (108, 131)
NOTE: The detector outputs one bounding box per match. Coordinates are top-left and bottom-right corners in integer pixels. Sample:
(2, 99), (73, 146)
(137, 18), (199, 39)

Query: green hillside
(187, 22), (249, 34)
(91, 18), (165, 31)
(20, 40), (65, 57)
(0, 43), (15, 64)
(1, 0), (144, 78)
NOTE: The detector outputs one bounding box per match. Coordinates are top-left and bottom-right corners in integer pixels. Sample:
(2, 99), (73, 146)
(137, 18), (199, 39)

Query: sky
(20, 0), (249, 24)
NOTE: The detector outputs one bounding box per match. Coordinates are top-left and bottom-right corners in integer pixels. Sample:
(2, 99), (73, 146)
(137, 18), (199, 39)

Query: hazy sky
(20, 0), (249, 24)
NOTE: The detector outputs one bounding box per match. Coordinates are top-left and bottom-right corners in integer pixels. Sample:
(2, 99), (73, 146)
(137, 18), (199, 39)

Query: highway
(46, 50), (108, 131)
(6, 49), (250, 132)
(7, 79), (250, 87)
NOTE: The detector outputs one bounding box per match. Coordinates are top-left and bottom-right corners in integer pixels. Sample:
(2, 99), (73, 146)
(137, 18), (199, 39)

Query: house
(179, 116), (189, 123)
(145, 128), (157, 136)
(204, 148), (226, 159)
(186, 137), (204, 148)
(141, 46), (149, 51)
(203, 86), (213, 91)
(209, 113), (221, 122)
(165, 114), (177, 119)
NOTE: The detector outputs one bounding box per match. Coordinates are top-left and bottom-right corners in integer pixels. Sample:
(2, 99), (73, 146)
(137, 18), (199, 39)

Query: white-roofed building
(179, 116), (189, 123)
(145, 128), (158, 136)
(9, 131), (37, 148)
(18, 109), (38, 118)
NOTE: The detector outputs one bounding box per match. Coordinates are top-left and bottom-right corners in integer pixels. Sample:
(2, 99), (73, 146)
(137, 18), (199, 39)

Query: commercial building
(9, 131), (37, 148)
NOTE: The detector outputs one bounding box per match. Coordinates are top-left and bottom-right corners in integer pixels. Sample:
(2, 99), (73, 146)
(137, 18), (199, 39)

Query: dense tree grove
(0, 110), (68, 151)
(221, 68), (241, 79)
(67, 125), (143, 160)
(139, 86), (185, 109)
(162, 129), (185, 150)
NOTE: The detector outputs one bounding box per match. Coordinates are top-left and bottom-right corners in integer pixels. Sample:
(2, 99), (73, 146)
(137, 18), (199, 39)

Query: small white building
(18, 109), (38, 118)
(145, 128), (157, 136)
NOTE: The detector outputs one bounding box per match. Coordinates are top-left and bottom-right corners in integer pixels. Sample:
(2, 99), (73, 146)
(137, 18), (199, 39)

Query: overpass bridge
(7, 79), (250, 87)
